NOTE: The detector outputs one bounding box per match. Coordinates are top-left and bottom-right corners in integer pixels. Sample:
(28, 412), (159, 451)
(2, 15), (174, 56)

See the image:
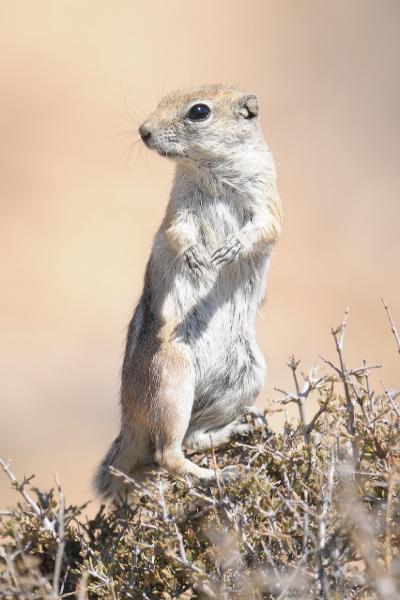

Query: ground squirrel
(95, 84), (283, 499)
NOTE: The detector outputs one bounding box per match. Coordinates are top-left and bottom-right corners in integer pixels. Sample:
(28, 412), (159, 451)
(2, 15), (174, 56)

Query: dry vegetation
(1, 304), (399, 599)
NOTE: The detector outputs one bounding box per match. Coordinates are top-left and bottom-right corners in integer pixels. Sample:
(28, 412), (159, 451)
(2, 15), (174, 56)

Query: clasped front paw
(184, 244), (209, 275)
(211, 235), (245, 266)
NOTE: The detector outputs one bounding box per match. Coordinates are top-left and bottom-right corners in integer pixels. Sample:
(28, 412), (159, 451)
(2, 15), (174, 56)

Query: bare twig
(276, 362), (328, 443)
(290, 357), (311, 444)
(331, 308), (358, 465)
(385, 465), (396, 571)
(0, 458), (55, 534)
(304, 403), (329, 436)
(0, 459), (42, 517)
(210, 436), (223, 499)
(316, 446), (336, 596)
(75, 572), (89, 600)
(381, 381), (400, 420)
(382, 298), (400, 354)
(53, 475), (66, 595)
(174, 521), (188, 564)
(0, 546), (20, 589)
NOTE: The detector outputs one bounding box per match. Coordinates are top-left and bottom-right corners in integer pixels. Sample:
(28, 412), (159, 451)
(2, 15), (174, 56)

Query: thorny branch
(274, 362), (329, 443)
(382, 298), (400, 355)
(53, 476), (66, 595)
(0, 458), (56, 534)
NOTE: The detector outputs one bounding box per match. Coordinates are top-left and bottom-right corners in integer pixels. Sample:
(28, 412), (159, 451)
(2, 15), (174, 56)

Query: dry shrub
(1, 306), (399, 599)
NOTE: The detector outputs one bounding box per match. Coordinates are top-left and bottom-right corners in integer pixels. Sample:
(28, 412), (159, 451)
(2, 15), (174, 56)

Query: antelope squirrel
(95, 84), (283, 498)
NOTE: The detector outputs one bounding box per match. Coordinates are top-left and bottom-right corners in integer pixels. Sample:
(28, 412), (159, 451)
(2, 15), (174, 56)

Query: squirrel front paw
(211, 235), (246, 266)
(184, 244), (210, 275)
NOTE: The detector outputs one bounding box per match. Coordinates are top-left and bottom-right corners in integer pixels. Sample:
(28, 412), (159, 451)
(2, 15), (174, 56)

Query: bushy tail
(94, 430), (155, 500)
(94, 434), (128, 500)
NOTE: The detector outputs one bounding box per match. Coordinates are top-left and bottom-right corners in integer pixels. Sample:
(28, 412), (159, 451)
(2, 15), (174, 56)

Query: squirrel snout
(139, 123), (152, 145)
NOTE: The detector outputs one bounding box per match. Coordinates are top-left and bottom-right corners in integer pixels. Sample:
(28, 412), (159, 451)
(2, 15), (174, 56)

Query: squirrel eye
(186, 103), (211, 121)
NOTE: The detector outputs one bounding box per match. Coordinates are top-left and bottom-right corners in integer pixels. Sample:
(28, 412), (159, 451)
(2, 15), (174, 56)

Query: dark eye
(187, 103), (211, 121)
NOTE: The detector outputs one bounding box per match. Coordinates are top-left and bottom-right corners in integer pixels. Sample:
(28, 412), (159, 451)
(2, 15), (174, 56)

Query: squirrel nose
(139, 123), (152, 144)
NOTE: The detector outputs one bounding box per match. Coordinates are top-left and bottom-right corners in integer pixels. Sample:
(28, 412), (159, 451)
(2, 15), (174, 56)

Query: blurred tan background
(1, 1), (399, 509)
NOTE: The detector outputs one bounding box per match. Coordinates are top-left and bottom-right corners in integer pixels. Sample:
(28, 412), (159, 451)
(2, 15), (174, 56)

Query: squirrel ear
(237, 94), (259, 119)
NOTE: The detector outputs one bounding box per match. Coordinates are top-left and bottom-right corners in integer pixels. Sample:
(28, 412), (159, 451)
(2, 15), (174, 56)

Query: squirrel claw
(211, 236), (244, 266)
(184, 245), (209, 274)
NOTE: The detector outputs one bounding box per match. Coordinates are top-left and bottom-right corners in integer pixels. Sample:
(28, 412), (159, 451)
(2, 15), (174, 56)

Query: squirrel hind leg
(141, 343), (219, 480)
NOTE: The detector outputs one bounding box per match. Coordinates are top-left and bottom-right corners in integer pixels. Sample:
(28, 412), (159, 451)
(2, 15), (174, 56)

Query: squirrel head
(138, 84), (262, 164)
